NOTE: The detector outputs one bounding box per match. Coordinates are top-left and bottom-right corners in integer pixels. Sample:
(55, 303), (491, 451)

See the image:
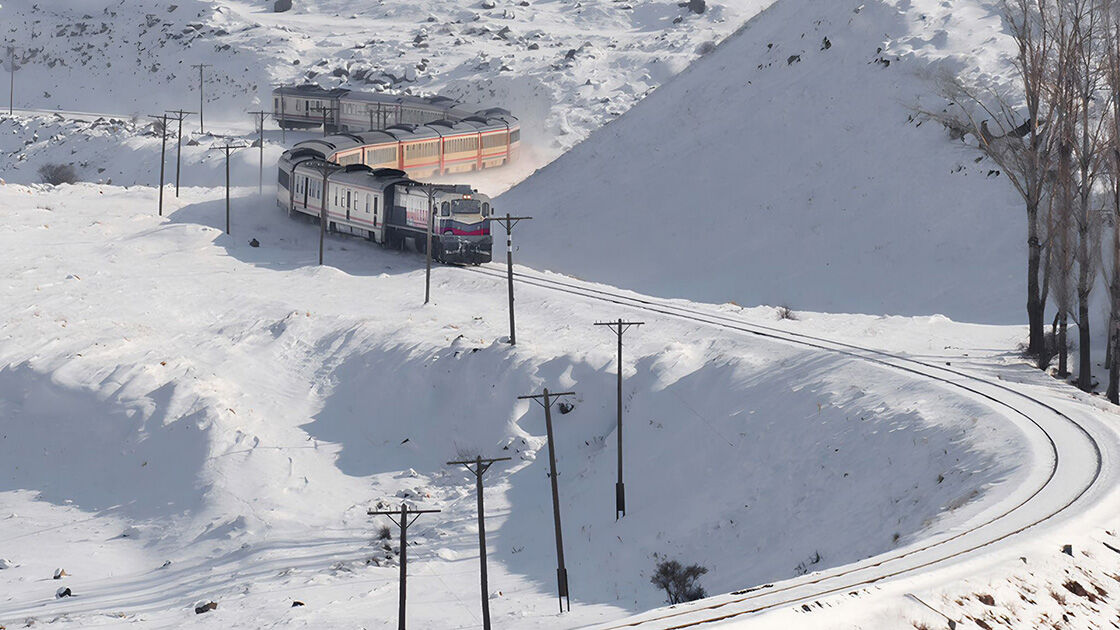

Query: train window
(510, 129), (520, 143)
(366, 194), (371, 213)
(483, 202), (490, 216)
(441, 202), (450, 217)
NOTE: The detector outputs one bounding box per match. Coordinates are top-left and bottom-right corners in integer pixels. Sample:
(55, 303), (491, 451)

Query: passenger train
(277, 154), (493, 264)
(273, 85), (519, 178)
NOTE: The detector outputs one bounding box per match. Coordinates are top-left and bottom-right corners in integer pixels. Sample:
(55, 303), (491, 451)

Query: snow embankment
(0, 182), (1028, 628)
(498, 0), (1026, 324)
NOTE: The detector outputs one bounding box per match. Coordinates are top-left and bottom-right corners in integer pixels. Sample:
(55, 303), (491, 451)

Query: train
(273, 85), (519, 178)
(276, 153), (493, 265)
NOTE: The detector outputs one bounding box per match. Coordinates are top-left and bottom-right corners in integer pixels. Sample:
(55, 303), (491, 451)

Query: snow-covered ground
(0, 182), (1010, 626)
(4, 0), (1120, 628)
(0, 181), (1117, 629)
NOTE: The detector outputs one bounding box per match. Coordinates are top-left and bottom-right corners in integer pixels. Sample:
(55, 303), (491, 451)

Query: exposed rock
(53, 568), (67, 580)
(274, 0), (293, 12)
(194, 601), (218, 614)
(55, 587), (72, 598)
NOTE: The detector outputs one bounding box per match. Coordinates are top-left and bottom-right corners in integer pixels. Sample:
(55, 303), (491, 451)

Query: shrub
(650, 559), (708, 604)
(377, 525), (391, 541)
(38, 163), (77, 185)
(776, 305), (798, 321)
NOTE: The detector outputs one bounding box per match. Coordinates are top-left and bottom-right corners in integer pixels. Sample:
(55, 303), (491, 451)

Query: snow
(0, 181), (1080, 628)
(498, 0), (1030, 324)
(3, 0), (1120, 627)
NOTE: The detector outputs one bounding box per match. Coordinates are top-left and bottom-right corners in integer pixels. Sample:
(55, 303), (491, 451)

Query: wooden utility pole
(248, 110), (268, 194)
(424, 184), (436, 304)
(6, 46), (15, 116)
(191, 63), (211, 133)
(148, 114), (170, 217)
(368, 503), (441, 630)
(311, 104), (339, 137)
(446, 456), (511, 630)
(210, 143), (247, 234)
(517, 388), (576, 613)
(165, 109), (195, 197)
(594, 319), (644, 519)
(492, 214), (533, 345)
(279, 96), (286, 144)
(304, 159), (343, 265)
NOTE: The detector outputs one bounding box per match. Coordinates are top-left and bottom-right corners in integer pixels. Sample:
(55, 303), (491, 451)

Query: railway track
(462, 263), (1110, 629)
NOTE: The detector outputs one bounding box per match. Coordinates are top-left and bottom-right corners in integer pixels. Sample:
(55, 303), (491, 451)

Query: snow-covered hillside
(499, 0), (1029, 324)
(0, 0), (768, 164)
(0, 182), (1033, 628)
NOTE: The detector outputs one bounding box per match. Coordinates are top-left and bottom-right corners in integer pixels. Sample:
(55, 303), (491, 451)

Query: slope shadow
(165, 193), (431, 277)
(0, 364), (209, 520)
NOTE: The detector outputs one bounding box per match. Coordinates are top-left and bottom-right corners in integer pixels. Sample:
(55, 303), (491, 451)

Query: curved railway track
(461, 263), (1109, 629)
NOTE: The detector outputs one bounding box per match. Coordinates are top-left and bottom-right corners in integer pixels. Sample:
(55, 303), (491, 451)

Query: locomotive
(277, 151), (493, 265)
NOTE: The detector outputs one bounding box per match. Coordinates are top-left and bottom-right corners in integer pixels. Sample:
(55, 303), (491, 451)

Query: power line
(191, 63), (211, 133)
(147, 113), (170, 217)
(517, 387), (577, 612)
(594, 319), (644, 519)
(209, 143), (248, 234)
(446, 456), (511, 630)
(165, 109), (195, 197)
(492, 214), (533, 345)
(368, 503), (441, 630)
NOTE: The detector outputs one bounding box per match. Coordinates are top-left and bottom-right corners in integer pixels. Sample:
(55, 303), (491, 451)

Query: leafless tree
(1101, 0), (1120, 401)
(931, 0), (1058, 360)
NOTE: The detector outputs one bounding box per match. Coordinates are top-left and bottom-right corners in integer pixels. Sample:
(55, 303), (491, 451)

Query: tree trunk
(1109, 307), (1120, 403)
(1058, 312), (1069, 378)
(1078, 298), (1091, 391)
(1027, 203), (1046, 357)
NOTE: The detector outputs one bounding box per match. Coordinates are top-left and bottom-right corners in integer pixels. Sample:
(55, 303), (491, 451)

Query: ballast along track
(462, 263), (1106, 629)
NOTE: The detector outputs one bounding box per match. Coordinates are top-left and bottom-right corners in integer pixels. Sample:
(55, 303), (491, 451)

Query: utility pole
(305, 159), (343, 265)
(492, 214), (533, 345)
(446, 456), (511, 630)
(311, 104), (339, 137)
(279, 96), (286, 144)
(594, 319), (644, 520)
(368, 503), (441, 630)
(424, 183), (436, 304)
(517, 388), (576, 613)
(6, 46), (15, 116)
(210, 143), (247, 234)
(191, 63), (211, 133)
(248, 110), (268, 195)
(165, 109), (195, 197)
(148, 113), (170, 217)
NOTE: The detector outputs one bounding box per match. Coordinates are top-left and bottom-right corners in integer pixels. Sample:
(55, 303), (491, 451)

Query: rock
(249, 238), (260, 248)
(688, 0), (706, 13)
(821, 36), (831, 50)
(53, 568), (67, 580)
(1062, 544), (1073, 556)
(161, 560), (173, 569)
(558, 401), (574, 414)
(0, 559), (13, 569)
(194, 601), (218, 614)
(527, 42), (539, 50)
(291, 600), (305, 607)
(481, 0), (496, 7)
(274, 0), (293, 11)
(55, 587), (72, 598)
(787, 54), (801, 65)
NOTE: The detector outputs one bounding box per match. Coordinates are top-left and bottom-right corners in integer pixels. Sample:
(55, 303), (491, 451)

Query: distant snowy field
(0, 182), (1034, 628)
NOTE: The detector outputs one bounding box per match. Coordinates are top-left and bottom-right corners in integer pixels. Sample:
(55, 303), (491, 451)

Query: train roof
(425, 119), (482, 135)
(329, 165), (414, 190)
(292, 134), (366, 157)
(274, 84), (350, 98)
(381, 124), (441, 141)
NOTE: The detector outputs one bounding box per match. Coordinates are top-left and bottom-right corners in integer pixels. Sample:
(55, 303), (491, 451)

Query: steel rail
(460, 263), (1104, 629)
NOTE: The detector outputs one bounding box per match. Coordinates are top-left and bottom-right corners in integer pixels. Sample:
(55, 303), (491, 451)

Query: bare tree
(1102, 0), (1120, 401)
(932, 0), (1057, 360)
(1057, 0), (1107, 391)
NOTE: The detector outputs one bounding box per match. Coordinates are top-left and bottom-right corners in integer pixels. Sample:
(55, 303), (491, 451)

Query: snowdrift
(498, 0), (1026, 324)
